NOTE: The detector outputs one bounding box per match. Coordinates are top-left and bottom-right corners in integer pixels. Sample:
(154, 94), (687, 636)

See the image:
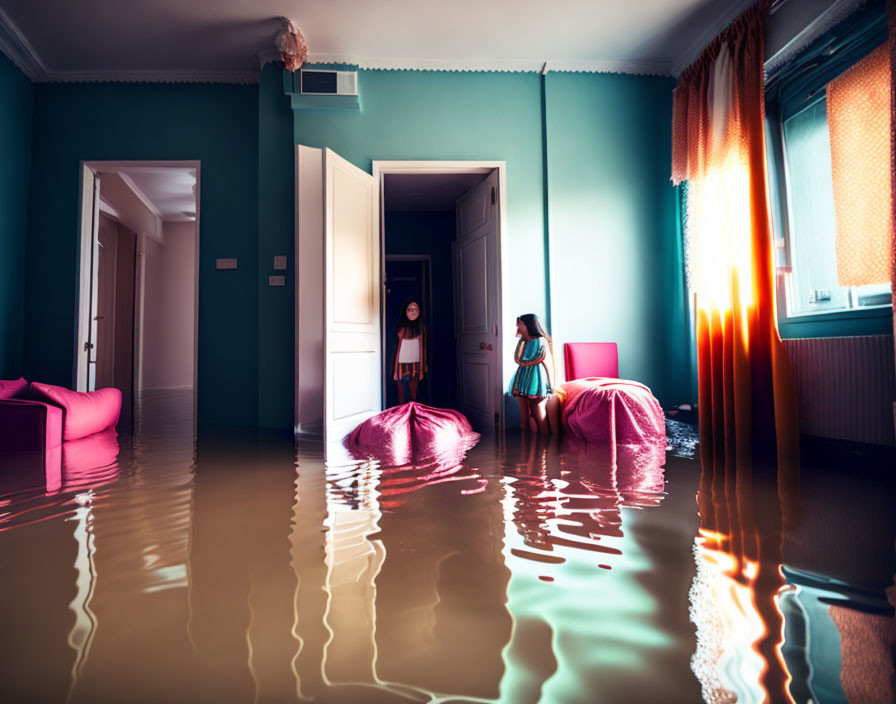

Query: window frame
(764, 2), (892, 331)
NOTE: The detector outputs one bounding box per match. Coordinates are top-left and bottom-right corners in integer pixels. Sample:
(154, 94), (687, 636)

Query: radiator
(783, 335), (896, 446)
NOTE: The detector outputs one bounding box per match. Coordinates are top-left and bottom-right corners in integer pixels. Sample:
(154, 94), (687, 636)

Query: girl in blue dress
(510, 313), (554, 435)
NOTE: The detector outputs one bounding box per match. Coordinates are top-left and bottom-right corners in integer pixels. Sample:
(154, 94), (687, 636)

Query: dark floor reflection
(692, 443), (896, 704)
(0, 392), (894, 703)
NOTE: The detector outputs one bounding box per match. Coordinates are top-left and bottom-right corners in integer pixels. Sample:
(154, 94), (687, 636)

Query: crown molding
(671, 0), (757, 77)
(0, 6), (47, 80)
(259, 48), (282, 68)
(39, 68), (258, 84)
(306, 54), (670, 76)
(543, 59), (669, 76)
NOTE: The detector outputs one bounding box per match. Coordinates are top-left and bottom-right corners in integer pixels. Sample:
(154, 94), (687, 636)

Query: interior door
(323, 148), (381, 443)
(453, 170), (500, 430)
(95, 214), (118, 389)
(76, 165), (101, 391)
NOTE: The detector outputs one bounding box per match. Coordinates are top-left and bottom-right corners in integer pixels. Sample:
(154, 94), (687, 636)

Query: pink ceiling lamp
(276, 18), (308, 72)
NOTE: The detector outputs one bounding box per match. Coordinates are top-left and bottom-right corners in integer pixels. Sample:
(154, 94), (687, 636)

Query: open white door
(76, 164), (101, 392)
(296, 146), (380, 443)
(453, 170), (500, 430)
(324, 149), (381, 442)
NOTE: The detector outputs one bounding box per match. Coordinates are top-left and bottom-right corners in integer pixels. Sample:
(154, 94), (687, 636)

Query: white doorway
(76, 161), (200, 432)
(294, 154), (509, 443)
(374, 161), (510, 432)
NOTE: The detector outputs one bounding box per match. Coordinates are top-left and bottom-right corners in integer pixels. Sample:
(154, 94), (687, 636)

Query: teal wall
(544, 72), (687, 405)
(257, 65), (296, 427)
(24, 81), (259, 426)
(0, 54), (33, 379)
(292, 69), (548, 327)
(289, 68), (688, 409)
(10, 63), (689, 428)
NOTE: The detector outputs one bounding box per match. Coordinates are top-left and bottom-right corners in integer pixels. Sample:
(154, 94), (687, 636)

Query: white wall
(141, 222), (196, 390)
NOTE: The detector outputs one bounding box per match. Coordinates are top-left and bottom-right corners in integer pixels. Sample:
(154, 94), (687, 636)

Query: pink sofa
(0, 379), (122, 491)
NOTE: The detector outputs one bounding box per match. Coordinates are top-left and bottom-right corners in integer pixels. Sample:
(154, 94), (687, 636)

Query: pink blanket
(559, 377), (665, 447)
(344, 402), (480, 467)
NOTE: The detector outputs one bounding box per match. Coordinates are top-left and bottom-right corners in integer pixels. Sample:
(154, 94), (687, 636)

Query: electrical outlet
(216, 258), (238, 270)
(269, 275), (285, 287)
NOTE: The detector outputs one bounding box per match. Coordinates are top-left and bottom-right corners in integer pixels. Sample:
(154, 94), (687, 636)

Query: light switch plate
(269, 275), (285, 287)
(216, 258), (238, 270)
(273, 255), (287, 270)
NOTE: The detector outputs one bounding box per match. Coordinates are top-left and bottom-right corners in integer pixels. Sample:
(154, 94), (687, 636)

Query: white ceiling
(0, 0), (758, 82)
(384, 173), (488, 212)
(104, 166), (197, 221)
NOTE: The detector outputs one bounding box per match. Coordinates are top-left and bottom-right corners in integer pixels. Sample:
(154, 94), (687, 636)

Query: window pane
(782, 99), (850, 315)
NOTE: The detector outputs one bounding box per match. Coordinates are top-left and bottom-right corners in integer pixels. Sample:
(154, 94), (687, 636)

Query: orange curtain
(890, 0), (896, 436)
(671, 1), (799, 490)
(828, 43), (893, 288)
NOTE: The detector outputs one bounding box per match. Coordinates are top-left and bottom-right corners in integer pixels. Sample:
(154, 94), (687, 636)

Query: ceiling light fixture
(276, 18), (308, 72)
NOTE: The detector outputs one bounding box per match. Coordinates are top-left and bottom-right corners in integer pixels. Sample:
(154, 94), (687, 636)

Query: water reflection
(1, 392), (893, 703)
(503, 436), (666, 568)
(692, 449), (896, 704)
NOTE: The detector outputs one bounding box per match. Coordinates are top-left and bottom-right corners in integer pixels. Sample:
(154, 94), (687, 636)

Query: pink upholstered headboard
(564, 343), (619, 380)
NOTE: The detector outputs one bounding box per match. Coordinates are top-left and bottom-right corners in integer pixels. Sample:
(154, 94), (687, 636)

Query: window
(766, 3), (892, 320)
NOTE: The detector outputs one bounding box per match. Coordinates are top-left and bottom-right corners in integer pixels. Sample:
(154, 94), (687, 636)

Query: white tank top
(398, 337), (421, 363)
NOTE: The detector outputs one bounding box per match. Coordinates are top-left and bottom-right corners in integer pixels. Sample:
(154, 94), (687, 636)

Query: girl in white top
(392, 298), (428, 403)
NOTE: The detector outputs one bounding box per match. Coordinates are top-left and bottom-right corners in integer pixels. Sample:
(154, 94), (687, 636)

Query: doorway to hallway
(376, 163), (509, 431)
(76, 161), (200, 433)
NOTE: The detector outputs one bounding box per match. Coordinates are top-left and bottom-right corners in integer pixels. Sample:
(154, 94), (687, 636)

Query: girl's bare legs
(409, 378), (419, 401)
(516, 396), (531, 433)
(528, 398), (550, 436)
(546, 394), (561, 437)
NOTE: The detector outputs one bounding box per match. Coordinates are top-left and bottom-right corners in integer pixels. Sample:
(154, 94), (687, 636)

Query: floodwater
(0, 391), (893, 704)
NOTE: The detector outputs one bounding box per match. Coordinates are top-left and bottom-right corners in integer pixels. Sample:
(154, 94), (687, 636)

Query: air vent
(300, 69), (358, 96)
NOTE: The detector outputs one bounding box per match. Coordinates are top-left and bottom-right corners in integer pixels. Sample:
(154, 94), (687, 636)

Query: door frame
(76, 160), (201, 423)
(372, 160), (509, 429)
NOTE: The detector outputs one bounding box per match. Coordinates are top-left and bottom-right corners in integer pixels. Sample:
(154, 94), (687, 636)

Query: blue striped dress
(510, 337), (553, 399)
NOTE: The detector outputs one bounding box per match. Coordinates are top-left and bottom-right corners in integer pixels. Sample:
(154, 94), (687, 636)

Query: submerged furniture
(344, 401), (479, 467)
(557, 343), (664, 448)
(0, 378), (63, 489)
(0, 379), (122, 490)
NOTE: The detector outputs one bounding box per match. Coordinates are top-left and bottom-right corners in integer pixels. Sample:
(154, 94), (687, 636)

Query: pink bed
(557, 343), (665, 451)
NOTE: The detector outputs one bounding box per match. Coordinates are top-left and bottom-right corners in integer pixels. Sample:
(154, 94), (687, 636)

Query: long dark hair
(517, 313), (553, 363)
(397, 297), (426, 338)
(517, 313), (548, 339)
